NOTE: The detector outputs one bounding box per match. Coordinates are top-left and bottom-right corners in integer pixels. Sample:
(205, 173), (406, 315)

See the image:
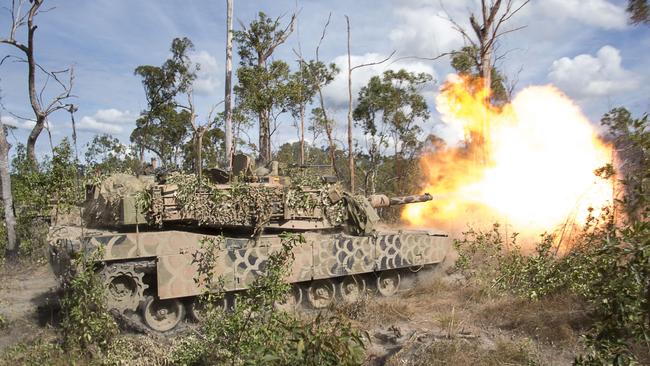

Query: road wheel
(274, 285), (303, 311)
(307, 279), (335, 309)
(188, 296), (227, 322)
(338, 276), (366, 302)
(142, 296), (185, 332)
(376, 271), (401, 297)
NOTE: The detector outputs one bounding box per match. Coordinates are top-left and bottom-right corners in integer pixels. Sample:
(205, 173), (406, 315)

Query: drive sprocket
(101, 263), (149, 313)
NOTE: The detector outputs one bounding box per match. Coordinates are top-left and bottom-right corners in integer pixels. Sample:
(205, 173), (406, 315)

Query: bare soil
(0, 263), (59, 352)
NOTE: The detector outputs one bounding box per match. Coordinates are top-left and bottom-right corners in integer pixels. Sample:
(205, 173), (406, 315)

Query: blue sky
(1, 0), (648, 161)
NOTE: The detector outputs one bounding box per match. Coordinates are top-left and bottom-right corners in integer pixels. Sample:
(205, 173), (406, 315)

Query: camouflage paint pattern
(63, 229), (449, 300)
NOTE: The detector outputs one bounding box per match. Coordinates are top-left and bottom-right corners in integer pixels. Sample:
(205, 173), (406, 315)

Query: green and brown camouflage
(49, 163), (451, 332)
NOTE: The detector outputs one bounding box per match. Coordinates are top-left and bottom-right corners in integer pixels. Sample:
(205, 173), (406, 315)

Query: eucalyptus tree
(233, 12), (295, 164)
(0, 110), (17, 262)
(286, 60), (339, 165)
(132, 37), (218, 171)
(353, 69), (431, 194)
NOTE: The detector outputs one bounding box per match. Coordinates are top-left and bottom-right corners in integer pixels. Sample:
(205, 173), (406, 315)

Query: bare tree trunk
(0, 119), (18, 262)
(258, 110), (271, 164)
(346, 16), (355, 193)
(224, 0), (234, 170)
(195, 130), (205, 180)
(26, 115), (45, 163)
(299, 106), (305, 165)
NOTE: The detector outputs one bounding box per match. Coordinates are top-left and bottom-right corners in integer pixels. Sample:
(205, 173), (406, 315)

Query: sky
(0, 0), (649, 161)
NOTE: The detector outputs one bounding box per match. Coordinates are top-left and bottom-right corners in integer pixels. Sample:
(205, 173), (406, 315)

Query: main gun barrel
(368, 193), (433, 208)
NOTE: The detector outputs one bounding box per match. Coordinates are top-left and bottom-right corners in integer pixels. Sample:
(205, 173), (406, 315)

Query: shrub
(59, 247), (118, 355)
(173, 232), (367, 365)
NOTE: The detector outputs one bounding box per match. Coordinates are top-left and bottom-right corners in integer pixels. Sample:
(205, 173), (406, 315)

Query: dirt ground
(0, 263), (59, 352)
(0, 263), (585, 365)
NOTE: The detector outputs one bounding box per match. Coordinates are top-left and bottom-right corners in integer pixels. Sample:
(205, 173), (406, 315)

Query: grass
(391, 337), (542, 366)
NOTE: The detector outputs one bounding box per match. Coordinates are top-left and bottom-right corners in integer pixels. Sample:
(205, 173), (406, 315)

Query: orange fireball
(402, 75), (613, 236)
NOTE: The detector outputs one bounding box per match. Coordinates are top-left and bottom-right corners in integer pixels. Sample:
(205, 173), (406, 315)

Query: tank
(49, 155), (451, 332)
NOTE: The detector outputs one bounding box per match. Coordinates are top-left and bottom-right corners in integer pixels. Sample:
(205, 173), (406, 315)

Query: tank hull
(51, 229), (450, 300)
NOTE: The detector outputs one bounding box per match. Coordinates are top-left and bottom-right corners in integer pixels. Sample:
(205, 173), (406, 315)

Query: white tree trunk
(224, 0), (234, 170)
(0, 119), (18, 262)
(346, 16), (355, 193)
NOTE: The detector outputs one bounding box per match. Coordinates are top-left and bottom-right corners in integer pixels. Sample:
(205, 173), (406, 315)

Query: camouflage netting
(149, 172), (347, 233)
(162, 173), (284, 233)
(83, 173), (154, 227)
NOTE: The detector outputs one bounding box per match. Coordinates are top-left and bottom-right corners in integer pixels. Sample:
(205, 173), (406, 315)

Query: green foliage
(131, 37), (199, 168)
(450, 45), (509, 104)
(353, 69), (432, 194)
(59, 248), (118, 354)
(10, 139), (82, 261)
(235, 60), (291, 122)
(85, 134), (140, 174)
(0, 339), (70, 366)
(601, 108), (649, 219)
(286, 60), (339, 118)
(233, 12), (295, 162)
(173, 232), (366, 365)
(627, 0), (650, 25)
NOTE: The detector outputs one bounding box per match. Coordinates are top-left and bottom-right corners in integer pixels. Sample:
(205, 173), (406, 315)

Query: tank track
(110, 266), (431, 335)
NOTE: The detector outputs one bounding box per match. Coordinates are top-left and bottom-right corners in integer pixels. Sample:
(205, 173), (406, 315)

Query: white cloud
(322, 53), (437, 109)
(549, 45), (638, 99)
(190, 50), (220, 95)
(536, 0), (627, 30)
(77, 108), (137, 134)
(389, 1), (469, 57)
(1, 115), (36, 130)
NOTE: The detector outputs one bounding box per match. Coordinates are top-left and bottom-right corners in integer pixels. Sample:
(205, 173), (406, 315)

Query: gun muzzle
(368, 193), (433, 208)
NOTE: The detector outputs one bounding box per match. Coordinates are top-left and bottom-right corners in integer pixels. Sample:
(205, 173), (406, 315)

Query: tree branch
(351, 50), (396, 72)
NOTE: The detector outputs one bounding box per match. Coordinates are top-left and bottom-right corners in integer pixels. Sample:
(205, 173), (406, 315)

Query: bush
(59, 248), (118, 355)
(173, 232), (367, 365)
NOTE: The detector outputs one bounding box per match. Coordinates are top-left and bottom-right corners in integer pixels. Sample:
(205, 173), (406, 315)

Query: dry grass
(387, 337), (542, 366)
(477, 293), (591, 346)
(338, 267), (589, 365)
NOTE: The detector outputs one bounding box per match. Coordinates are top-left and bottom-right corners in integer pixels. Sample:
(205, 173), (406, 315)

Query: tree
(233, 12), (296, 165)
(0, 110), (18, 262)
(313, 13), (341, 179)
(131, 37), (197, 168)
(446, 0), (529, 165)
(286, 60), (339, 165)
(345, 15), (394, 193)
(84, 134), (139, 174)
(627, 0), (650, 24)
(224, 0), (234, 170)
(450, 45), (508, 104)
(353, 69), (431, 194)
(131, 107), (190, 167)
(0, 0), (74, 163)
(601, 108), (649, 220)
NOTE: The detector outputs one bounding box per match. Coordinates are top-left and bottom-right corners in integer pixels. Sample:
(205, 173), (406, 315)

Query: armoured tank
(48, 154), (451, 332)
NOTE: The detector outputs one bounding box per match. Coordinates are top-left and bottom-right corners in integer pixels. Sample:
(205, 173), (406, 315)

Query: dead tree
(447, 0), (529, 163)
(0, 110), (17, 263)
(224, 0), (234, 170)
(315, 13), (340, 179)
(183, 92), (221, 181)
(345, 15), (394, 193)
(0, 0), (74, 163)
